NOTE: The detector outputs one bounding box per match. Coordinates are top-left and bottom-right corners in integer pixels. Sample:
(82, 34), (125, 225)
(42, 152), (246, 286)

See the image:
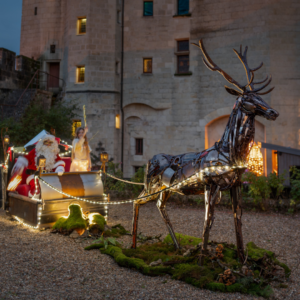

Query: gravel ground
(0, 203), (299, 300)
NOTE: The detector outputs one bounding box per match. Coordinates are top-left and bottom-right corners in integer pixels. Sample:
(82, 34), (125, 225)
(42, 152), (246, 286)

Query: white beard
(35, 143), (59, 171)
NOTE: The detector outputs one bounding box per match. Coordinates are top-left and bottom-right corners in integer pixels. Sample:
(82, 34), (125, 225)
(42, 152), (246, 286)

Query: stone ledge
(173, 13), (191, 18)
(174, 72), (193, 76)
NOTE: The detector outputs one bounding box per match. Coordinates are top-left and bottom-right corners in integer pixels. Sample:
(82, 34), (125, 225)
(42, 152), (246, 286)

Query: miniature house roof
(261, 142), (300, 156)
(24, 130), (48, 148)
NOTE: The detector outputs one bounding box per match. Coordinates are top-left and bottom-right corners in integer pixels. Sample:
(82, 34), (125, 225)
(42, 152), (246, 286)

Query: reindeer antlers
(193, 40), (245, 92)
(193, 40), (274, 95)
(233, 45), (263, 91)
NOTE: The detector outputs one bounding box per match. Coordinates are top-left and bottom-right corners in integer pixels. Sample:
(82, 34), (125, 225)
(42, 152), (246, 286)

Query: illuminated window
(76, 66), (85, 83)
(78, 18), (87, 34)
(72, 120), (82, 137)
(178, 0), (189, 15)
(115, 114), (120, 129)
(272, 150), (278, 174)
(176, 40), (189, 74)
(135, 138), (143, 155)
(143, 58), (152, 73)
(144, 1), (153, 16)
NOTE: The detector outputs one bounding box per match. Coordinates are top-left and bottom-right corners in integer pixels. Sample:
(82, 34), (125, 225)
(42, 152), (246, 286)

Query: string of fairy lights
(13, 165), (230, 228)
(8, 139), (263, 229)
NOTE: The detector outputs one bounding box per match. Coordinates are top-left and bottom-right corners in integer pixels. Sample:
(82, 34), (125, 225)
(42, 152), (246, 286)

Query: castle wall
(0, 48), (40, 89)
(19, 0), (300, 177)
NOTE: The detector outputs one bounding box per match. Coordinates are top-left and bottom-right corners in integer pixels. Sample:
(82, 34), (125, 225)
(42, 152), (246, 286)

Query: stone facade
(20, 0), (300, 177)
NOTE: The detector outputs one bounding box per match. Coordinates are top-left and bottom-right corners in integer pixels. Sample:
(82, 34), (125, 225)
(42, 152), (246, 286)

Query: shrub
(0, 97), (78, 147)
(103, 161), (144, 196)
(268, 171), (285, 199)
(242, 172), (271, 210)
(289, 166), (300, 212)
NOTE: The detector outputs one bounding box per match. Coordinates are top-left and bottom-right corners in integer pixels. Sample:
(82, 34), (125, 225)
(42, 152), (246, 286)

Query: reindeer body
(131, 40), (279, 265)
(146, 105), (255, 194)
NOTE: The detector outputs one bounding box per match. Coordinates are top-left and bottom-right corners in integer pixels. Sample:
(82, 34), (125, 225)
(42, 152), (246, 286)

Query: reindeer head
(193, 40), (279, 121)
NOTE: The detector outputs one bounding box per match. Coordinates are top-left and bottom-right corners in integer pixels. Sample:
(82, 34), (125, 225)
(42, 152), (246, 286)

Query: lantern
(4, 135), (10, 145)
(248, 142), (263, 176)
(37, 155), (46, 176)
(100, 152), (109, 173)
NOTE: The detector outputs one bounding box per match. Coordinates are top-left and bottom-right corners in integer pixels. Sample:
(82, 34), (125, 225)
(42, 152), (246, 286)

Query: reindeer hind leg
(230, 184), (245, 263)
(199, 185), (219, 265)
(131, 189), (146, 249)
(157, 191), (180, 250)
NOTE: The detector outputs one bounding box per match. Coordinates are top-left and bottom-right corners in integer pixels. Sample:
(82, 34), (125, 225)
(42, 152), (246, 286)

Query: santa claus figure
(11, 134), (65, 197)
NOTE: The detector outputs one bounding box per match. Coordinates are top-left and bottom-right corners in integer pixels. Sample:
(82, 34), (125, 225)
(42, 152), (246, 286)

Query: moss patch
(104, 224), (129, 237)
(88, 233), (290, 298)
(164, 232), (202, 246)
(246, 242), (291, 277)
(89, 214), (106, 232)
(246, 242), (275, 260)
(53, 204), (87, 231)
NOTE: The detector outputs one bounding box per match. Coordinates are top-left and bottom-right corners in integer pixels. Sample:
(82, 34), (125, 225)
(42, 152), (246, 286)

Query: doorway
(48, 62), (60, 88)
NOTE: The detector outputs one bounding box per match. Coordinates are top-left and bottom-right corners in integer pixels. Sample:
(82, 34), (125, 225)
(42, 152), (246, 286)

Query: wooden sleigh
(2, 149), (108, 229)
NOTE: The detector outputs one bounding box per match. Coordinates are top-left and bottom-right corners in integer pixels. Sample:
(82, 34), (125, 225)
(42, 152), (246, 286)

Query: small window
(34, 7), (37, 15)
(115, 114), (120, 129)
(135, 138), (143, 155)
(117, 10), (121, 23)
(72, 120), (82, 137)
(76, 66), (85, 83)
(78, 18), (87, 34)
(177, 55), (189, 73)
(134, 166), (142, 173)
(176, 40), (190, 74)
(178, 0), (189, 15)
(177, 40), (189, 52)
(144, 1), (153, 16)
(143, 58), (152, 73)
(116, 61), (120, 74)
(50, 45), (56, 54)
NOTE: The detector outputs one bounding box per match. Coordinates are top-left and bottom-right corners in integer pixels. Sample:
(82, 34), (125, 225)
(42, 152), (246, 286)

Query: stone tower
(20, 0), (122, 163)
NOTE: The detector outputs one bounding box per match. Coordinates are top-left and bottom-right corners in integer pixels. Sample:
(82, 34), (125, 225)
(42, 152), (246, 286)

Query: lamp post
(3, 134), (10, 163)
(1, 127), (9, 164)
(100, 152), (109, 191)
(100, 152), (109, 173)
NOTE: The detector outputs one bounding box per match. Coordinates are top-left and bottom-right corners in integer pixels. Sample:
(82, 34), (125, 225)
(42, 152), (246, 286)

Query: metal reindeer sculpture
(131, 40), (279, 264)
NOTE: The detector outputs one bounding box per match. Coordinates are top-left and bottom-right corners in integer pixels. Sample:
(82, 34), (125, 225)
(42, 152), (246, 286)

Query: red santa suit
(12, 135), (65, 197)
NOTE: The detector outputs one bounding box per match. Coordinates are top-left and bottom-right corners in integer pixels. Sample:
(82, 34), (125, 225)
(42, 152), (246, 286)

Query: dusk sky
(0, 0), (23, 54)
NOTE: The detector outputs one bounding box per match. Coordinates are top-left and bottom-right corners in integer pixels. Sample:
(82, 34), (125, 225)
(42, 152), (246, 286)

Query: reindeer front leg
(199, 185), (219, 265)
(131, 201), (140, 249)
(230, 183), (245, 263)
(157, 191), (180, 250)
